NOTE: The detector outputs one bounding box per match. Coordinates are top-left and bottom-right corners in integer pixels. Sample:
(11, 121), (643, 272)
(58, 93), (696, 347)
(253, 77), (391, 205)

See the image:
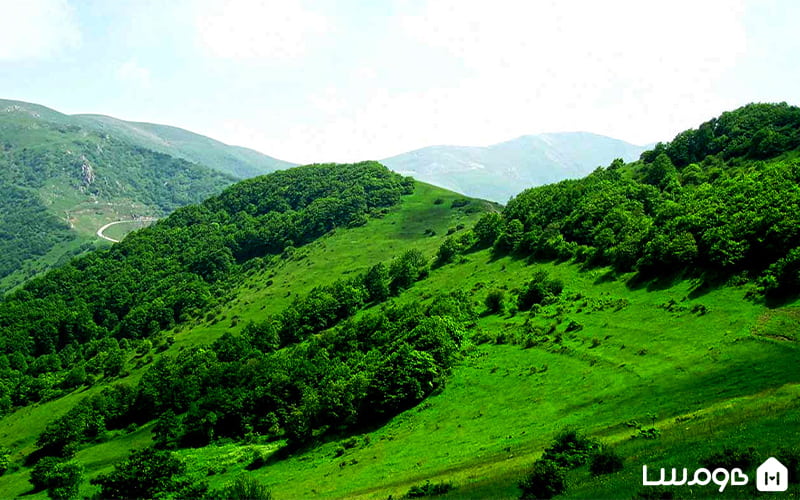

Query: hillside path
(96, 218), (157, 243)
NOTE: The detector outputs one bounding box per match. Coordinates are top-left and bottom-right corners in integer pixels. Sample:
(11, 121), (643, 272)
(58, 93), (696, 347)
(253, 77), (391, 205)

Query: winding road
(96, 218), (157, 243)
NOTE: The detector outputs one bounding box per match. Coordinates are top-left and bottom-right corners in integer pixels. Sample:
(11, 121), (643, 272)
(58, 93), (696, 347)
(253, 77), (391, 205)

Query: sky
(0, 0), (798, 164)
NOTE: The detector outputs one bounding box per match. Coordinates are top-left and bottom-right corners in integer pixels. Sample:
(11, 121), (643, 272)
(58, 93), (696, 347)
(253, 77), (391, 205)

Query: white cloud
(116, 59), (152, 89)
(194, 0), (331, 61)
(0, 0), (81, 61)
(198, 0), (755, 163)
(396, 0), (749, 145)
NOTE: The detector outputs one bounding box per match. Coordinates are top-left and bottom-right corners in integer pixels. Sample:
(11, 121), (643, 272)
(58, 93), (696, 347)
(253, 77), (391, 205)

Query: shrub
(485, 289), (506, 314)
(517, 271), (563, 311)
(30, 457), (83, 500)
(777, 447), (800, 484)
(541, 429), (600, 469)
(699, 447), (757, 471)
(211, 474), (273, 500)
(518, 459), (567, 500)
(589, 446), (624, 476)
(406, 480), (454, 497)
(0, 446), (10, 476)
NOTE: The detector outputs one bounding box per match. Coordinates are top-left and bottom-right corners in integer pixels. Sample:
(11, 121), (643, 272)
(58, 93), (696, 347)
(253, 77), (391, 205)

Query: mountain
(0, 104), (799, 499)
(0, 99), (248, 291)
(382, 131), (647, 202)
(74, 114), (295, 179)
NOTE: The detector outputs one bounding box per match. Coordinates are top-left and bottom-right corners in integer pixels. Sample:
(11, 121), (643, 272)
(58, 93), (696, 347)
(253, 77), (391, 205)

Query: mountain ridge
(382, 131), (647, 202)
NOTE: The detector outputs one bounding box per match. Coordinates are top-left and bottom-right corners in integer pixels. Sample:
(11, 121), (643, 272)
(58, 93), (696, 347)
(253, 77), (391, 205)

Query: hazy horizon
(1, 0), (798, 163)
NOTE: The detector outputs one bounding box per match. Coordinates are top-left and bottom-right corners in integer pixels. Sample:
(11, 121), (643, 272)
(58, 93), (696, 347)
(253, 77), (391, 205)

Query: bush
(406, 480), (454, 497)
(30, 457), (83, 500)
(589, 446), (624, 476)
(210, 474), (273, 500)
(699, 447), (757, 471)
(517, 271), (563, 311)
(0, 446), (11, 476)
(485, 289), (506, 314)
(518, 459), (567, 500)
(777, 447), (800, 484)
(541, 429), (600, 469)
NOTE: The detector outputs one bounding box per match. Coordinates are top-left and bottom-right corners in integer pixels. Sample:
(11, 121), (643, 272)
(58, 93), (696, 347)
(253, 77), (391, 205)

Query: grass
(0, 183), (797, 499)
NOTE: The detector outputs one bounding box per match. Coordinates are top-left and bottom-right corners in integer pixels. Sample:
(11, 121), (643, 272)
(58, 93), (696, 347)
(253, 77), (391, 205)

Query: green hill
(0, 99), (288, 292)
(0, 104), (798, 499)
(74, 114), (295, 179)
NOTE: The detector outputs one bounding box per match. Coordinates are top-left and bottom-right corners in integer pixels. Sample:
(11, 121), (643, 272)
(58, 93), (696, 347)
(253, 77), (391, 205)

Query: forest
(448, 103), (800, 298)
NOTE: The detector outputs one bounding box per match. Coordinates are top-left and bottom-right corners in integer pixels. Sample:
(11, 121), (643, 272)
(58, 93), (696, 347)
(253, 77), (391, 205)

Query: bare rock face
(80, 155), (95, 185)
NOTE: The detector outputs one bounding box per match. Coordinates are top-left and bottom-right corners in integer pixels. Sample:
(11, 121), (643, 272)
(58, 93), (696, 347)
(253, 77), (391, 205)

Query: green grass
(0, 184), (797, 499)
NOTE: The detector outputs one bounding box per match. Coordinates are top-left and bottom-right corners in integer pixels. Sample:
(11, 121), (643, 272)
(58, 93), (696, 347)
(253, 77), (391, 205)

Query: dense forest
(0, 162), (414, 409)
(446, 103), (800, 298)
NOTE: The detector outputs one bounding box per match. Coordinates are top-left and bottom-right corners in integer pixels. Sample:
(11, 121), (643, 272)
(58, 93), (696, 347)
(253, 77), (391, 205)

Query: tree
(389, 249), (428, 294)
(589, 446), (624, 476)
(30, 457), (83, 500)
(518, 459), (567, 499)
(363, 263), (389, 302)
(91, 447), (200, 499)
(484, 289), (506, 314)
(495, 219), (524, 253)
(473, 212), (503, 248)
(435, 237), (461, 266)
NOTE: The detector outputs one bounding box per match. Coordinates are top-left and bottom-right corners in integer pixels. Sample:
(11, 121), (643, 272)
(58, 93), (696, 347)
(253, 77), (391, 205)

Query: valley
(0, 104), (797, 499)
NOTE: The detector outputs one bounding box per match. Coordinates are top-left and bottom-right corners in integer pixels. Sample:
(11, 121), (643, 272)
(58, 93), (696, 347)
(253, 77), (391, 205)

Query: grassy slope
(0, 183), (797, 498)
(221, 254), (799, 499)
(0, 182), (493, 497)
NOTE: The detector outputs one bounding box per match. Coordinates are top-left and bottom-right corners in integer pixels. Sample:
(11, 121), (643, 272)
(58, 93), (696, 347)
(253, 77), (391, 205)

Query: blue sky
(0, 0), (798, 164)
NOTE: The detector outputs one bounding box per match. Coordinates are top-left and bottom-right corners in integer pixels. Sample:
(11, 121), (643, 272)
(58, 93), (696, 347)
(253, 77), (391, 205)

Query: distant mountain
(75, 114), (295, 178)
(382, 132), (647, 202)
(0, 99), (253, 291)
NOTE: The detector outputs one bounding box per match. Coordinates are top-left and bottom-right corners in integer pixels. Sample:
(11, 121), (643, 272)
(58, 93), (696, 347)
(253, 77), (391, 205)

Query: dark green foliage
(476, 103), (800, 288)
(435, 237), (461, 266)
(518, 459), (567, 500)
(91, 447), (204, 499)
(776, 448), (800, 484)
(30, 457), (83, 499)
(634, 487), (675, 499)
(36, 384), (135, 456)
(210, 474), (273, 500)
(589, 446), (624, 476)
(517, 271), (563, 311)
(643, 102), (800, 166)
(153, 410), (182, 450)
(82, 282), (470, 451)
(364, 262), (390, 302)
(484, 289), (506, 314)
(699, 447), (757, 471)
(495, 218), (524, 253)
(0, 445), (10, 476)
(389, 249), (429, 294)
(0, 163), (411, 405)
(540, 429), (600, 469)
(406, 480), (454, 497)
(473, 212), (503, 248)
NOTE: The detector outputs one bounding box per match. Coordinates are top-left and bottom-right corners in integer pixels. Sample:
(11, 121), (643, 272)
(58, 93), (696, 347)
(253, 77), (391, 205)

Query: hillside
(0, 99), (288, 292)
(75, 114), (295, 179)
(382, 132), (646, 202)
(0, 104), (798, 500)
